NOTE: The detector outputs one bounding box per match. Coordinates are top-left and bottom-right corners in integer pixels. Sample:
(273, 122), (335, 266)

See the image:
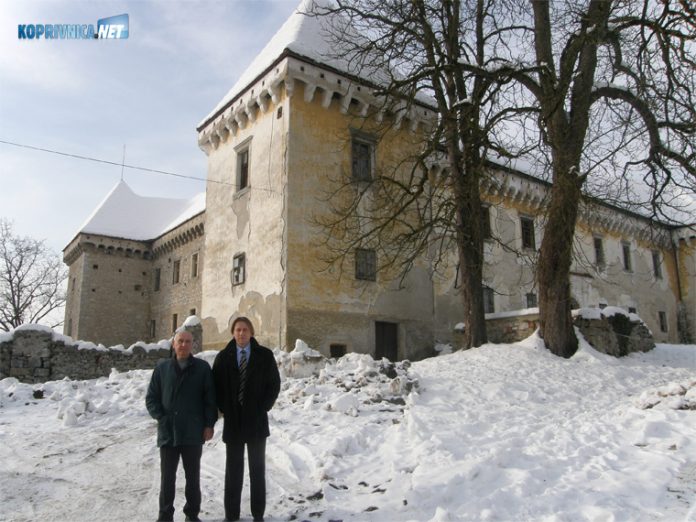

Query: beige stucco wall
(431, 179), (686, 347)
(199, 94), (288, 351)
(283, 81), (436, 359)
(675, 234), (696, 342)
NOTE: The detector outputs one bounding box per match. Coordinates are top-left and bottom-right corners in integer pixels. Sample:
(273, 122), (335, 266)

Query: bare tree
(502, 0), (696, 357)
(312, 0), (695, 357)
(0, 219), (67, 331)
(312, 0), (536, 348)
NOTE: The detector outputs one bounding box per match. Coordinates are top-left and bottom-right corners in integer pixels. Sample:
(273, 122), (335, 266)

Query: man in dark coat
(212, 316), (281, 522)
(146, 329), (217, 522)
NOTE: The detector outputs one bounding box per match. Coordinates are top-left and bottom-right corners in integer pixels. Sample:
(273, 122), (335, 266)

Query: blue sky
(0, 0), (299, 252)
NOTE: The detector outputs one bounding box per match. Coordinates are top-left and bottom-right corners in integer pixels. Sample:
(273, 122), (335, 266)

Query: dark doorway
(375, 321), (398, 361)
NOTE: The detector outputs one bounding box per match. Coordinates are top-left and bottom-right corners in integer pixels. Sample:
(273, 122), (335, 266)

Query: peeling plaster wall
(200, 93), (288, 350)
(284, 82), (435, 360)
(433, 181), (686, 347)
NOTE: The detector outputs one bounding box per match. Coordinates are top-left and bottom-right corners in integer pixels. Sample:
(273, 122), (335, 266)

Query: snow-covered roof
(200, 0), (410, 129)
(74, 180), (205, 242)
(201, 0), (345, 126)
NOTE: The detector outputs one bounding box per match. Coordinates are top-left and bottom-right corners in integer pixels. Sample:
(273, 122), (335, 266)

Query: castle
(63, 4), (696, 359)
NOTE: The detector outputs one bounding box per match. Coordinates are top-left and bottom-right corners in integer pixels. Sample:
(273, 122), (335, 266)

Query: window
(520, 217), (535, 250)
(652, 250), (662, 279)
(481, 206), (491, 239)
(189, 308), (196, 317)
(593, 237), (605, 267)
(658, 311), (668, 332)
(483, 286), (495, 314)
(628, 306), (637, 314)
(71, 277), (76, 292)
(191, 252), (199, 278)
(330, 344), (347, 358)
(171, 314), (178, 333)
(237, 147), (250, 191)
(622, 242), (632, 272)
(149, 320), (156, 339)
(67, 319), (73, 337)
(233, 253), (246, 285)
(153, 268), (161, 292)
(355, 248), (377, 281)
(526, 292), (538, 308)
(351, 134), (374, 181)
(172, 260), (181, 285)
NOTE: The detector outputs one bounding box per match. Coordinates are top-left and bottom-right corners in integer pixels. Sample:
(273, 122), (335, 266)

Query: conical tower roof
(70, 180), (205, 243)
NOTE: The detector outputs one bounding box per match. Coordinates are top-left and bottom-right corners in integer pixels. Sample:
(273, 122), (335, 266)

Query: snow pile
(1, 338), (695, 521)
(276, 339), (327, 378)
(637, 379), (696, 411)
(576, 305), (643, 324)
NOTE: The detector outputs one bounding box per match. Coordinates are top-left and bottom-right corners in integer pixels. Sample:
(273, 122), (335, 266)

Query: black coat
(145, 356), (217, 447)
(212, 337), (281, 443)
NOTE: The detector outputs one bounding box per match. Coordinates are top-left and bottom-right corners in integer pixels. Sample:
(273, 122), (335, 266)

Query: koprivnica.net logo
(18, 13), (129, 40)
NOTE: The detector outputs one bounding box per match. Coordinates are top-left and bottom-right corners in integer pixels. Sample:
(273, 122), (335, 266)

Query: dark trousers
(158, 445), (203, 521)
(224, 438), (267, 520)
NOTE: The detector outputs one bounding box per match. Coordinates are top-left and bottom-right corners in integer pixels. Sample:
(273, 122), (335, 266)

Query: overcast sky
(0, 0), (299, 253)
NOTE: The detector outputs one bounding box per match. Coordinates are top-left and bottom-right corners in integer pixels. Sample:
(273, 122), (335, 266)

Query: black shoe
(185, 517), (201, 522)
(253, 517), (264, 522)
(225, 516), (240, 522)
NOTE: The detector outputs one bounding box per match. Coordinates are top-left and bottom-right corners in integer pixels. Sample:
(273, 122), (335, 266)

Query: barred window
(526, 292), (538, 308)
(483, 286), (495, 314)
(233, 253), (246, 285)
(355, 248), (376, 281)
(622, 243), (632, 272)
(237, 148), (250, 191)
(593, 237), (605, 267)
(191, 252), (199, 278)
(520, 217), (535, 250)
(351, 135), (374, 181)
(652, 250), (662, 279)
(154, 268), (161, 291)
(172, 260), (181, 284)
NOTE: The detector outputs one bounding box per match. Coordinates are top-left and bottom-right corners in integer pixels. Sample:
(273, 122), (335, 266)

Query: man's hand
(203, 427), (214, 441)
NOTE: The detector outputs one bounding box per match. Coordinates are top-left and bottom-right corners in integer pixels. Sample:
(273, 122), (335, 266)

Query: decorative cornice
(197, 55), (437, 155)
(63, 235), (152, 265)
(151, 214), (205, 259)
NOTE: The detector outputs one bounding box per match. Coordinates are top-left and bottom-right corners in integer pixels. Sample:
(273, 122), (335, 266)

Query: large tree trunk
(537, 167), (581, 358)
(458, 233), (487, 348)
(452, 151), (487, 349)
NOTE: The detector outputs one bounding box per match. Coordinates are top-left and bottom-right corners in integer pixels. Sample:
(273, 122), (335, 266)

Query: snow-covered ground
(1, 333), (695, 521)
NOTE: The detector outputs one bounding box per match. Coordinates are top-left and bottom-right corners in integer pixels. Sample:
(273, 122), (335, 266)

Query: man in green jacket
(146, 329), (217, 522)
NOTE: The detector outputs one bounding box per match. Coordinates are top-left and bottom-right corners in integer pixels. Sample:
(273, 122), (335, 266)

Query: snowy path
(1, 339), (695, 521)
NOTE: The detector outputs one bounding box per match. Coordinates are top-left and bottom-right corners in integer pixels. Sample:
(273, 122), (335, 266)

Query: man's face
(173, 331), (194, 360)
(233, 321), (252, 347)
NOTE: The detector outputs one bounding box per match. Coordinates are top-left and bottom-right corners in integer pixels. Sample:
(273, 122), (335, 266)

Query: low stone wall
(485, 311), (540, 344)
(0, 326), (171, 384)
(574, 307), (654, 356)
(483, 307), (655, 357)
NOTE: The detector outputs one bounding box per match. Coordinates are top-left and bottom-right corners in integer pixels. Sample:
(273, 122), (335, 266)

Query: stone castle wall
(0, 322), (203, 384)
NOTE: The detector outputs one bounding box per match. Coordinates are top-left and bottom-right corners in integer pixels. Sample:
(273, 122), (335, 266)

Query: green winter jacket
(145, 356), (217, 447)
